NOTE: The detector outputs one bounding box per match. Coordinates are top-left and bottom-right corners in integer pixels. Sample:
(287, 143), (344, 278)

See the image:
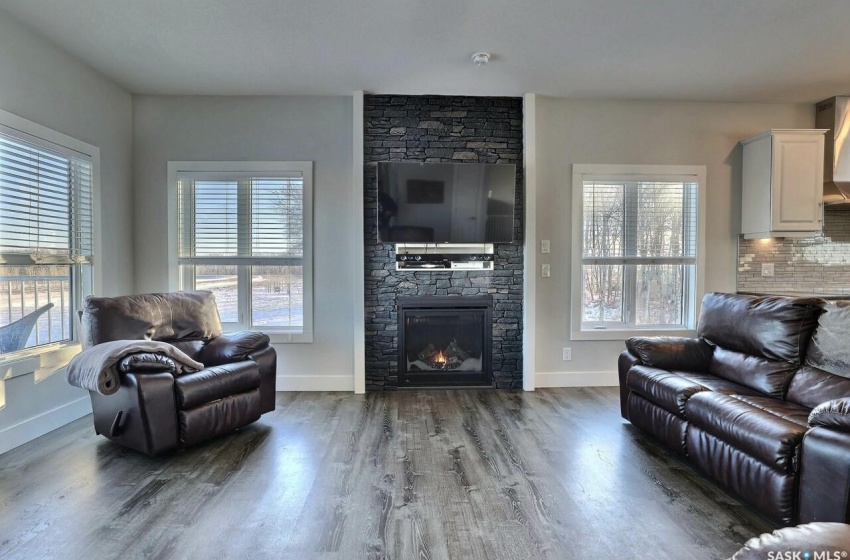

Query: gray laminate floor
(0, 388), (771, 559)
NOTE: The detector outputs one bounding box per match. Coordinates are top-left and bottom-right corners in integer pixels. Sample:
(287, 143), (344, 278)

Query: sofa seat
(672, 371), (762, 397)
(627, 365), (762, 417)
(627, 365), (707, 416)
(686, 392), (810, 472)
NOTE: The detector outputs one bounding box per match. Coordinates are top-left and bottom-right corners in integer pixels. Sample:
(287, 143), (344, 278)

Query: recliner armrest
(625, 336), (713, 372)
(809, 398), (850, 431)
(200, 331), (271, 366)
(118, 352), (178, 374)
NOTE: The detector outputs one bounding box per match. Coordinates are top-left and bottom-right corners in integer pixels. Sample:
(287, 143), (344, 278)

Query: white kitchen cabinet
(741, 129), (826, 239)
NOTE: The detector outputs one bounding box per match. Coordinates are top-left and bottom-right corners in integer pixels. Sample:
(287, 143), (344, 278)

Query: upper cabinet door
(770, 131), (825, 232)
(741, 129), (826, 239)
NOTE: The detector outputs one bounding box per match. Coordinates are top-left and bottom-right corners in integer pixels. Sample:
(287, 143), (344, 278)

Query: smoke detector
(471, 52), (490, 66)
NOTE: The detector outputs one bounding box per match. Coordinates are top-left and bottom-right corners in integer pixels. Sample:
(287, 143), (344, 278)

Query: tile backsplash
(737, 207), (850, 295)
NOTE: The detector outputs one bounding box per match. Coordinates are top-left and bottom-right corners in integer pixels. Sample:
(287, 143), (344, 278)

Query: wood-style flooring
(0, 388), (772, 559)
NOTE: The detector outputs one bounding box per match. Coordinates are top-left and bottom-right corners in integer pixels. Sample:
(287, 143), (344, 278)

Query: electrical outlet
(562, 347), (572, 361)
(761, 263), (775, 277)
(541, 240), (551, 254)
(541, 264), (551, 278)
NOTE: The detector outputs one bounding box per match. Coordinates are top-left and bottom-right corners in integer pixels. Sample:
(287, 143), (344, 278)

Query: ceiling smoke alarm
(471, 52), (490, 66)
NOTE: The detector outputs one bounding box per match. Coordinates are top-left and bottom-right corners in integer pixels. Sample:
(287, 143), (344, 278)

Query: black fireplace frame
(396, 295), (493, 387)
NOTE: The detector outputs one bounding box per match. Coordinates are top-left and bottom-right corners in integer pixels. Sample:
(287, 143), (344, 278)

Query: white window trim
(167, 161), (313, 343)
(0, 108), (101, 374)
(570, 164), (706, 341)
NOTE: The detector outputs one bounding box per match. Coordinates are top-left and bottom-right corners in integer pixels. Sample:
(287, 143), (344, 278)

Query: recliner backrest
(786, 300), (850, 407)
(697, 292), (823, 364)
(698, 292), (823, 398)
(81, 290), (223, 347)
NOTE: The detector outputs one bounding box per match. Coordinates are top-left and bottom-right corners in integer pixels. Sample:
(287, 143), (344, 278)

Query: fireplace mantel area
(363, 95), (524, 390)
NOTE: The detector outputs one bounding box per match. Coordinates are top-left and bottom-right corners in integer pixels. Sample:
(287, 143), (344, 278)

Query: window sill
(0, 342), (82, 382)
(571, 327), (696, 342)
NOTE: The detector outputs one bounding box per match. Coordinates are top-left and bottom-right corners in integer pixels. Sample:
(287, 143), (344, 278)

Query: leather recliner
(79, 290), (276, 456)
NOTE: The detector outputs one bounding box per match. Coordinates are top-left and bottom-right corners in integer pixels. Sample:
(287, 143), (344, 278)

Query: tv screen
(377, 162), (516, 243)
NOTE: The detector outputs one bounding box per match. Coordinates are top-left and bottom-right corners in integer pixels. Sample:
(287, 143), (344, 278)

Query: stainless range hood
(816, 96), (850, 205)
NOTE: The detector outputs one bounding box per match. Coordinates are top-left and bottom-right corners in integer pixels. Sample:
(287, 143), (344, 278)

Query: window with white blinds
(571, 165), (705, 339)
(173, 162), (313, 340)
(0, 111), (98, 356)
(0, 132), (93, 264)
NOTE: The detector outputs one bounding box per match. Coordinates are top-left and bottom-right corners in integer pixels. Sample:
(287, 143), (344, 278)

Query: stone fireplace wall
(363, 95), (524, 390)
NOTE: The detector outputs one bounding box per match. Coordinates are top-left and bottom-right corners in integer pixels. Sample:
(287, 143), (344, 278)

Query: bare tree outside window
(581, 179), (697, 330)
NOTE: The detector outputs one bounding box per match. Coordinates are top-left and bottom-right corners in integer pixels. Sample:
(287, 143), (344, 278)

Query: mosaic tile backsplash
(737, 207), (850, 295)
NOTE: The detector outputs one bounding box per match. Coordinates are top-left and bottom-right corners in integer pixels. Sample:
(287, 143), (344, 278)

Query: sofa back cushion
(697, 292), (823, 364)
(709, 347), (799, 398)
(786, 365), (850, 409)
(82, 290), (222, 347)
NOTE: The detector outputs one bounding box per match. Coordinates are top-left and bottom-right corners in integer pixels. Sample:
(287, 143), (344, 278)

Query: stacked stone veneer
(363, 95), (524, 390)
(738, 207), (850, 295)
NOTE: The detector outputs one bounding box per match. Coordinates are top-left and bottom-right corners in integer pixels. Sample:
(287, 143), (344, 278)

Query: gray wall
(532, 97), (813, 384)
(0, 10), (134, 452)
(738, 208), (850, 295)
(132, 96), (355, 388)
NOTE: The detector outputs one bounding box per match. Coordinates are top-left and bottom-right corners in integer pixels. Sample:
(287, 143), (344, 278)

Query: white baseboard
(276, 375), (354, 392)
(535, 370), (619, 388)
(0, 396), (91, 455)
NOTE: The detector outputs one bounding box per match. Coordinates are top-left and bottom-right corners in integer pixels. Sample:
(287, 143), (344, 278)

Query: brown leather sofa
(619, 292), (850, 525)
(80, 290), (276, 456)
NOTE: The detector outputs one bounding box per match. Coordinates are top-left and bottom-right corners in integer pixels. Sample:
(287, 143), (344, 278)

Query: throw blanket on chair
(65, 340), (204, 395)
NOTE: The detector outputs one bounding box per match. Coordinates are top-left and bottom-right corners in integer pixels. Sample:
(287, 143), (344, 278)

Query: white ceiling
(1, 0), (849, 102)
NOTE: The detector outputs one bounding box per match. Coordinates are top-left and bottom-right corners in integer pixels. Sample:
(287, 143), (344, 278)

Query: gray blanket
(65, 339), (204, 395)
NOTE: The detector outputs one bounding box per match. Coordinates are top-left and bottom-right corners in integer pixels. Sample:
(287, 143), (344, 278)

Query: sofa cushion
(697, 292), (823, 364)
(708, 347), (798, 399)
(626, 365), (707, 416)
(786, 365), (850, 409)
(175, 361), (260, 409)
(671, 371), (762, 397)
(805, 301), (850, 377)
(685, 392), (810, 473)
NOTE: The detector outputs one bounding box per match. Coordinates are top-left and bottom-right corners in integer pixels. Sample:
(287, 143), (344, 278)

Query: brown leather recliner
(79, 290), (276, 456)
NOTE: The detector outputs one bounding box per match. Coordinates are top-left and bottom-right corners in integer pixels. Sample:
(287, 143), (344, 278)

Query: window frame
(167, 161), (313, 343)
(0, 108), (101, 374)
(570, 164), (706, 341)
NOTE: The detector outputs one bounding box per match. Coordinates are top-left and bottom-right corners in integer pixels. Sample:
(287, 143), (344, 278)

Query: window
(170, 162), (313, 342)
(571, 164), (705, 340)
(0, 110), (97, 357)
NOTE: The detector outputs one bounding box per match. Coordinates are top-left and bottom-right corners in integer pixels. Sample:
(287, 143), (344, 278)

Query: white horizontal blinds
(0, 131), (93, 264)
(582, 182), (624, 259)
(177, 173), (304, 264)
(251, 178), (303, 258)
(582, 179), (697, 264)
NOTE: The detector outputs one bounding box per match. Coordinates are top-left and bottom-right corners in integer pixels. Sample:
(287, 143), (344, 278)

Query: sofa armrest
(117, 352), (178, 374)
(798, 427), (850, 523)
(625, 336), (713, 372)
(809, 398), (850, 431)
(200, 331), (271, 366)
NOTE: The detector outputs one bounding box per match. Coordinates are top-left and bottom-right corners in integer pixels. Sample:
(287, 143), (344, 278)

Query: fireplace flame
(434, 351), (446, 364)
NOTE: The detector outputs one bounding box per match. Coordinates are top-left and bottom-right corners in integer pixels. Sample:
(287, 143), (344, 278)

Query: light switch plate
(761, 263), (775, 277)
(541, 240), (551, 254)
(541, 264), (551, 278)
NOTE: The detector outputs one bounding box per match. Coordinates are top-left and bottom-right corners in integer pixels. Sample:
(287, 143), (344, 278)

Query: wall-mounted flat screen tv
(377, 162), (516, 243)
